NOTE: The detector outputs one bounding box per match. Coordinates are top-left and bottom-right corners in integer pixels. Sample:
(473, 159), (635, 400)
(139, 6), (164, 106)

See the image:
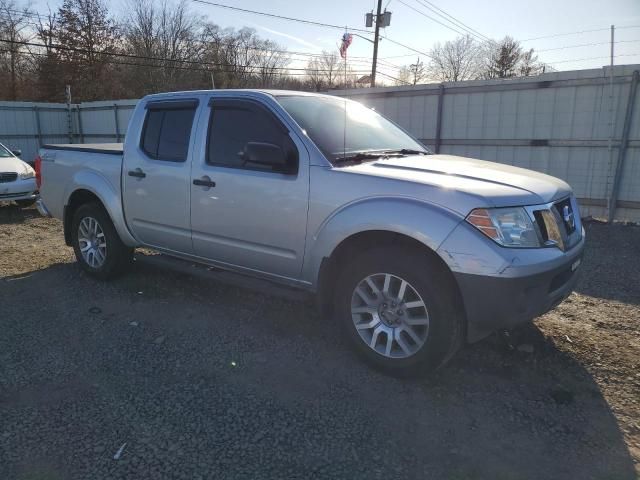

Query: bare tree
(393, 65), (411, 86)
(427, 35), (480, 82)
(254, 39), (289, 87)
(336, 62), (358, 89)
(303, 51), (341, 90)
(318, 50), (339, 88)
(0, 0), (34, 100)
(0, 0), (310, 100)
(125, 0), (204, 94)
(305, 56), (324, 91)
(409, 57), (426, 85)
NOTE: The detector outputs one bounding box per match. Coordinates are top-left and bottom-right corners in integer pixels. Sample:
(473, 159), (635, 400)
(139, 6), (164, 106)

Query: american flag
(339, 33), (353, 59)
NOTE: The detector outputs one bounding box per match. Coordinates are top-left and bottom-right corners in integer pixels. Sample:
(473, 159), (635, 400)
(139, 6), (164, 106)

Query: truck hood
(344, 154), (572, 209)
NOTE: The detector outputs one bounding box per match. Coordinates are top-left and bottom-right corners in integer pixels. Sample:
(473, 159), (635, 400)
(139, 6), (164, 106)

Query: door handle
(128, 168), (146, 178)
(193, 177), (216, 188)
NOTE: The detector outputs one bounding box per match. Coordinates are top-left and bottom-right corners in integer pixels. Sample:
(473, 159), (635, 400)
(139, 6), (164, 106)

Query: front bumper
(0, 177), (37, 202)
(437, 221), (585, 343)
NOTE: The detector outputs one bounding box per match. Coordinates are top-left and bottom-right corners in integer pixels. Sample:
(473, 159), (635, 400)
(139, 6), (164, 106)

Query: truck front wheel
(335, 247), (462, 376)
(71, 203), (133, 279)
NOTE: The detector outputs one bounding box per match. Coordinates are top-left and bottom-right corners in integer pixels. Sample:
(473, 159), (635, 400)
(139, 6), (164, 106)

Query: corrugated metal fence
(0, 65), (638, 221)
(0, 99), (137, 164)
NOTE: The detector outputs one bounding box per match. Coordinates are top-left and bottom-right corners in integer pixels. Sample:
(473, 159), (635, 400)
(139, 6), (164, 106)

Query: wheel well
(317, 230), (465, 321)
(63, 189), (103, 245)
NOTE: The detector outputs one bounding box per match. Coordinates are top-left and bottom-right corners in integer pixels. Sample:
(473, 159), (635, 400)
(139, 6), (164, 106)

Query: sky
(30, 0), (640, 83)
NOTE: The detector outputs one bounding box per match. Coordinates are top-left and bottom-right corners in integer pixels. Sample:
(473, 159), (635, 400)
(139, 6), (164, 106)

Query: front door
(122, 98), (200, 253)
(190, 97), (309, 280)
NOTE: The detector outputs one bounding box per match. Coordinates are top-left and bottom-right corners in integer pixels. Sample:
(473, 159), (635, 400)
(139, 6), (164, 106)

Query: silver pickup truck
(36, 90), (585, 375)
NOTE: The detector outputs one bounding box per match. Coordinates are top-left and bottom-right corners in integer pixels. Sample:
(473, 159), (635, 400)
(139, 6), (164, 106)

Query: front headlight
(19, 166), (35, 180)
(466, 207), (541, 247)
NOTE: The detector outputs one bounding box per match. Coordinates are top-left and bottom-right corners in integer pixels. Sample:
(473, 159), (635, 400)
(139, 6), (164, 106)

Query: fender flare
(64, 170), (138, 247)
(302, 196), (464, 286)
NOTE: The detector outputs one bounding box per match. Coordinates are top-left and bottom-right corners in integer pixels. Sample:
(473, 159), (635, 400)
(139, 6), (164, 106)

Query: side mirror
(241, 142), (293, 173)
(11, 149), (22, 158)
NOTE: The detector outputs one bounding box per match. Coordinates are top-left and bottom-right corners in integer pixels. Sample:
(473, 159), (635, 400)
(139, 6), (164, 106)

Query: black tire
(16, 199), (36, 208)
(335, 247), (463, 377)
(71, 202), (133, 280)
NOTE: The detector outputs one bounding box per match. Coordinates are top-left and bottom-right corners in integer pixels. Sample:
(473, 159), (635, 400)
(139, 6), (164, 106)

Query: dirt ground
(1, 204), (639, 480)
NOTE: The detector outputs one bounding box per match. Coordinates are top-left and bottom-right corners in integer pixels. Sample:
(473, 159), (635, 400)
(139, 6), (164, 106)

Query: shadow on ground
(0, 258), (636, 480)
(0, 204), (40, 224)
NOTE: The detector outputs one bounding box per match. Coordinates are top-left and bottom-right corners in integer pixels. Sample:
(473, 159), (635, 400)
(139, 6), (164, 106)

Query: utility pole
(607, 24), (615, 220)
(370, 0), (383, 88)
(609, 24), (615, 149)
(65, 85), (73, 144)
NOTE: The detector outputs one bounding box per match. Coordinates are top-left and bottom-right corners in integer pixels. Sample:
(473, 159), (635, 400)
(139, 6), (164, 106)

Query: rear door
(190, 96), (309, 279)
(122, 98), (200, 253)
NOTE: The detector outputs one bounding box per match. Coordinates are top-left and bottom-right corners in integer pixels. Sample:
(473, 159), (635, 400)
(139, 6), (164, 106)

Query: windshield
(276, 95), (428, 164)
(0, 143), (13, 158)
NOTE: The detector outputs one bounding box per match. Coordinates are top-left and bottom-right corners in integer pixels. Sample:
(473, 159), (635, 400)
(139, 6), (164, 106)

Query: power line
(0, 6), (414, 75)
(545, 52), (640, 64)
(377, 70), (411, 85)
(0, 10), (405, 69)
(379, 52), (417, 59)
(413, 0), (491, 42)
(396, 0), (495, 47)
(0, 11), (368, 60)
(0, 47), (331, 77)
(521, 28), (611, 42)
(190, 0), (373, 34)
(395, 0), (468, 37)
(0, 38), (376, 75)
(379, 35), (430, 57)
(537, 39), (640, 53)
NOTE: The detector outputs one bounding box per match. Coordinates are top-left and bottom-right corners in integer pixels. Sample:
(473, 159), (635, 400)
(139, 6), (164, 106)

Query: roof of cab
(142, 89), (335, 101)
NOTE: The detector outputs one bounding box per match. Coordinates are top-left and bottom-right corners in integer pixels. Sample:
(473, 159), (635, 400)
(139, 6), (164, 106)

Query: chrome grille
(0, 172), (17, 183)
(529, 196), (582, 251)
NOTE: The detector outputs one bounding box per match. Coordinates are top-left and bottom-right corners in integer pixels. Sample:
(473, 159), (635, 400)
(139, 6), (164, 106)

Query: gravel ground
(1, 204), (638, 480)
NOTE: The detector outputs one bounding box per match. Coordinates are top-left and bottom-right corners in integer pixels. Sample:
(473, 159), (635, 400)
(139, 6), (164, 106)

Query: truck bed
(42, 143), (124, 155)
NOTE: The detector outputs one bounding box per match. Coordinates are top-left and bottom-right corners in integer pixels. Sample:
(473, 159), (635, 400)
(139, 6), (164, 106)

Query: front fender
(302, 196), (464, 286)
(64, 170), (138, 247)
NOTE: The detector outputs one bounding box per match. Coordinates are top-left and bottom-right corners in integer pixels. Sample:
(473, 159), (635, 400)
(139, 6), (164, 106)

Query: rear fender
(64, 170), (138, 247)
(303, 196), (463, 286)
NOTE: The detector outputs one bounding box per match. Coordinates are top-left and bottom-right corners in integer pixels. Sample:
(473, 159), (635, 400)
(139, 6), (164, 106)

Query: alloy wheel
(351, 273), (430, 358)
(78, 216), (107, 269)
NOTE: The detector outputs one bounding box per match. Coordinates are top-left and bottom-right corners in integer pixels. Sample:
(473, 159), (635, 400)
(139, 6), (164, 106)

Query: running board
(134, 253), (312, 303)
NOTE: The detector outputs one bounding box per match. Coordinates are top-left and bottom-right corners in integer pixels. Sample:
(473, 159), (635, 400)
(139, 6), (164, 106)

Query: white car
(0, 142), (38, 208)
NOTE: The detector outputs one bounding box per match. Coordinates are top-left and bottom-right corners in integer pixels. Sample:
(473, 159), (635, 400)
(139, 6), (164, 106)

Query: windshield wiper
(332, 148), (429, 165)
(381, 148), (429, 155)
(333, 151), (398, 165)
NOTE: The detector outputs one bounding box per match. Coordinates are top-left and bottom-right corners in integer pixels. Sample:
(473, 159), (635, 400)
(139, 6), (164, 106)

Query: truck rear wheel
(335, 247), (462, 376)
(71, 203), (133, 280)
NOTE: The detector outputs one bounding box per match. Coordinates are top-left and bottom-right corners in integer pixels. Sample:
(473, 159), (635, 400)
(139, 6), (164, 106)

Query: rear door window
(141, 105), (196, 162)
